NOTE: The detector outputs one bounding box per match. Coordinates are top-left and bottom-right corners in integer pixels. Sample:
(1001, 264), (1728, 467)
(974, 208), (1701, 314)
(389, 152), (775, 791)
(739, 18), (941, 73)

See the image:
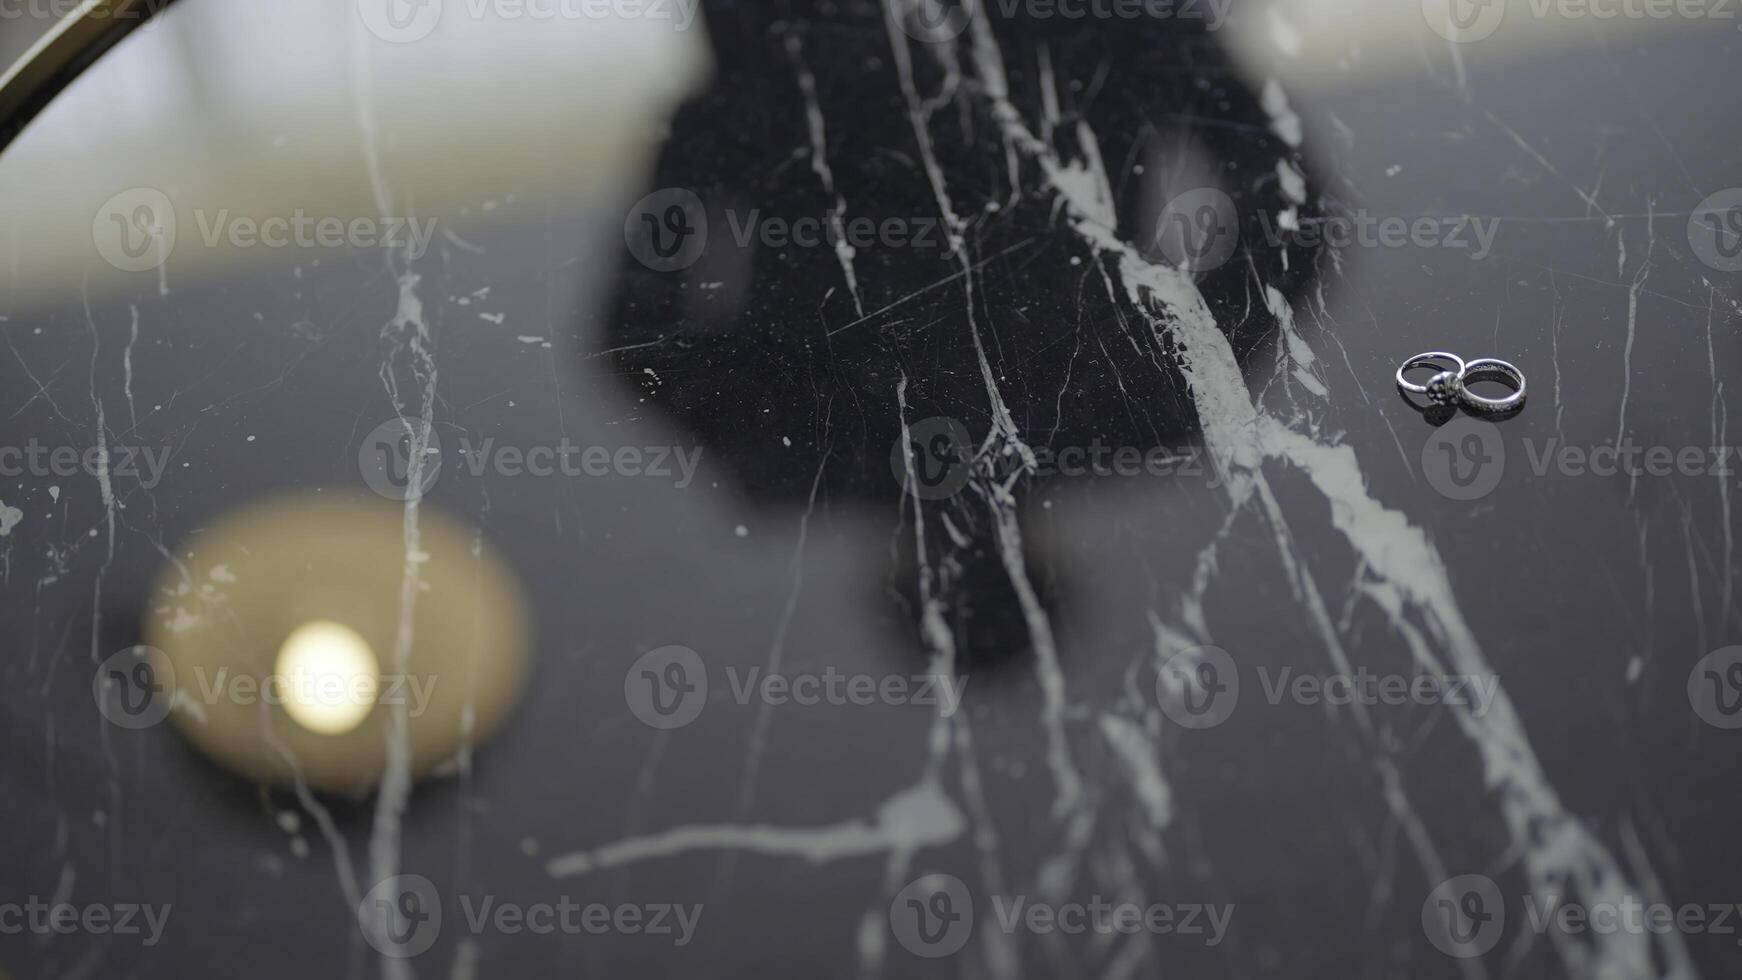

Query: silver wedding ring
(1395, 351), (1465, 396)
(1458, 358), (1527, 413)
(1396, 351), (1526, 415)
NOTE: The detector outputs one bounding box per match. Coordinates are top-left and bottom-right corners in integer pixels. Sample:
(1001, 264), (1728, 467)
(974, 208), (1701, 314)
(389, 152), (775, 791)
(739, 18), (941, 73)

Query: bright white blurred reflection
(1221, 0), (1737, 92)
(0, 0), (711, 300)
(274, 620), (380, 735)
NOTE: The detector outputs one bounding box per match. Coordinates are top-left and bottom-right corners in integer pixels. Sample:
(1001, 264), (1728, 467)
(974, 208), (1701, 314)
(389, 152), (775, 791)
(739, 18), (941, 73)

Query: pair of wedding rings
(1395, 351), (1526, 415)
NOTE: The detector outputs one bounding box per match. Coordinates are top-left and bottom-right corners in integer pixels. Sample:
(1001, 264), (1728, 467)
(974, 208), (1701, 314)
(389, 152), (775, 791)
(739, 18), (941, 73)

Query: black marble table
(3, 1), (1740, 978)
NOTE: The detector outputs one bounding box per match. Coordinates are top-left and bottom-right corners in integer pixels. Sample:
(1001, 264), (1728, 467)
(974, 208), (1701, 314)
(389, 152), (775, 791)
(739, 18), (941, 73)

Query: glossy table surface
(2, 1), (1740, 978)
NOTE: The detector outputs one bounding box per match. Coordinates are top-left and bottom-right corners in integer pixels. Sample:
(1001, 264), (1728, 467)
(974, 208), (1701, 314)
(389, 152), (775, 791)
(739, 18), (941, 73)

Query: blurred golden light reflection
(145, 494), (530, 792)
(273, 620), (380, 736)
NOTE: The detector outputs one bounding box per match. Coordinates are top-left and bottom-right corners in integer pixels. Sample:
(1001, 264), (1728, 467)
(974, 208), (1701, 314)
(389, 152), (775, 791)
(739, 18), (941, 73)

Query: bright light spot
(274, 621), (379, 735)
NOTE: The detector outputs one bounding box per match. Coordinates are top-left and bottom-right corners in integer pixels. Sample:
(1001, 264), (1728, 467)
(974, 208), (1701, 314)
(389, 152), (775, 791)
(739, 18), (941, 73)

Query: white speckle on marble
(1260, 78), (1303, 148)
(163, 607), (203, 633)
(546, 778), (962, 877)
(1277, 159), (1307, 204)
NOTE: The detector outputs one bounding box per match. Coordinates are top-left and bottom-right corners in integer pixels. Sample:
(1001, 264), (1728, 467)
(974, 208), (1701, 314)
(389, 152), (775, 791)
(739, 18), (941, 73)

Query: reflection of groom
(597, 2), (1327, 667)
